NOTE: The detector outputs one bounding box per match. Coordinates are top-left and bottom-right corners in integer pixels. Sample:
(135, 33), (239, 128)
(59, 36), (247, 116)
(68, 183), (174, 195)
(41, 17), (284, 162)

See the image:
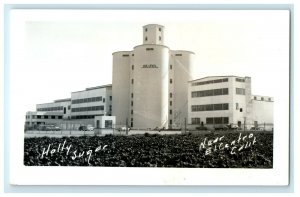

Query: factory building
(25, 24), (274, 132)
(188, 76), (273, 130)
(25, 85), (113, 130)
(112, 24), (196, 129)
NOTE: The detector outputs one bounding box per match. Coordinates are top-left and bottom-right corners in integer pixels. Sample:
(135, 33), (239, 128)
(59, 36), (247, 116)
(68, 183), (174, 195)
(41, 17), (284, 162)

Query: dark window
(58, 116), (62, 119)
(170, 79), (172, 84)
(132, 65), (134, 70)
(170, 93), (172, 98)
(170, 65), (172, 70)
(206, 118), (214, 124)
(44, 115), (48, 119)
(103, 98), (105, 103)
(159, 27), (161, 31)
(146, 48), (154, 51)
(261, 97), (264, 101)
(131, 93), (133, 98)
(159, 36), (161, 41)
(131, 79), (134, 84)
(122, 54), (129, 57)
(64, 107), (66, 114)
(192, 118), (200, 124)
(170, 101), (172, 106)
(145, 37), (147, 41)
(240, 108), (243, 112)
(131, 101), (133, 106)
(175, 54), (182, 56)
(268, 98), (271, 101)
(170, 110), (172, 115)
(254, 96), (257, 100)
(131, 110), (133, 115)
(37, 115), (41, 119)
(169, 119), (172, 125)
(51, 116), (55, 119)
(145, 28), (147, 32)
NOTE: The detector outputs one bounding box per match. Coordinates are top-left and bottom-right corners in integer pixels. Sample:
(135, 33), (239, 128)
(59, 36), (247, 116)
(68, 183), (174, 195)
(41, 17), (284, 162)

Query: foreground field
(24, 132), (273, 168)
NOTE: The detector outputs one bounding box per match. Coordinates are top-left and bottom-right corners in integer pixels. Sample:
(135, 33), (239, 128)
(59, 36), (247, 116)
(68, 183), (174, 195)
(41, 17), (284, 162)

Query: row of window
(145, 27), (162, 32)
(72, 97), (103, 104)
(206, 117), (229, 124)
(191, 103), (229, 112)
(236, 88), (246, 95)
(191, 88), (229, 98)
(71, 106), (104, 112)
(191, 78), (228, 86)
(27, 115), (63, 119)
(71, 115), (104, 119)
(254, 96), (272, 101)
(37, 106), (63, 112)
(145, 36), (162, 41)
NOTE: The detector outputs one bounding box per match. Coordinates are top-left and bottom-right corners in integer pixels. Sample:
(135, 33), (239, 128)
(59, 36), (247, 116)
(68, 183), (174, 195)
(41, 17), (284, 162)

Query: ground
(24, 131), (273, 168)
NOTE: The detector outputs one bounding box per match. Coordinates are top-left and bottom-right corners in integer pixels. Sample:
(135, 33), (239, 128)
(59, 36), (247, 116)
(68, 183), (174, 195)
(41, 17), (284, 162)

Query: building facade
(112, 24), (196, 129)
(25, 85), (112, 130)
(188, 76), (273, 130)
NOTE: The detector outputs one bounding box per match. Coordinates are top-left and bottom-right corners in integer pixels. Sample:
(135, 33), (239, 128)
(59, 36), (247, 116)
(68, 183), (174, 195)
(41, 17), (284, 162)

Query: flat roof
(189, 75), (248, 83)
(72, 84), (112, 93)
(54, 98), (71, 103)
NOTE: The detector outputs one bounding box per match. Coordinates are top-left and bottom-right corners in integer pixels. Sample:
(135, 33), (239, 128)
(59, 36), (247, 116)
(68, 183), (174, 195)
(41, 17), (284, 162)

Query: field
(24, 131), (273, 168)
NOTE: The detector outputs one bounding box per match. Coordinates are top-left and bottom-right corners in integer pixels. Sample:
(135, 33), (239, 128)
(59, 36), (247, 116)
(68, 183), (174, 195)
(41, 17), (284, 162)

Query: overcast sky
(10, 10), (289, 113)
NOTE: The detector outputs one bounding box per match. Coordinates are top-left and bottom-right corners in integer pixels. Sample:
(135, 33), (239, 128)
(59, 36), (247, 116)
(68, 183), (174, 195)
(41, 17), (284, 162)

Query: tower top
(143, 24), (165, 45)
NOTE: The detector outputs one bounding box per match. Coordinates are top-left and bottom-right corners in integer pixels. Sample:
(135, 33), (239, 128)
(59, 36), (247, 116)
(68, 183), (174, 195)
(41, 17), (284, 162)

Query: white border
(8, 9), (289, 186)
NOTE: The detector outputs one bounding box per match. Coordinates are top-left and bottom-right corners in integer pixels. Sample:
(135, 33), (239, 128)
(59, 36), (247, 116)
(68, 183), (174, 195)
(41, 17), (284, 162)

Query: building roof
(71, 84), (112, 93)
(188, 75), (248, 83)
(54, 98), (71, 103)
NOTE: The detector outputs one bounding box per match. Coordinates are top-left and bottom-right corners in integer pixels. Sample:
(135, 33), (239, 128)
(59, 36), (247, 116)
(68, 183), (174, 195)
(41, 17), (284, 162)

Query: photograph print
(19, 10), (289, 169)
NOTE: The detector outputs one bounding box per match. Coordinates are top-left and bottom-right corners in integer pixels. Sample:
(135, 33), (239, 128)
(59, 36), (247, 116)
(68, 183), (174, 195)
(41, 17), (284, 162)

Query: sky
(10, 10), (290, 113)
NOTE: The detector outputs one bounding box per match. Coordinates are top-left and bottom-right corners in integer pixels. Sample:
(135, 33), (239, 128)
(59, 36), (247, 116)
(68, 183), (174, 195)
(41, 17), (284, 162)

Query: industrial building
(25, 85), (113, 130)
(112, 24), (197, 129)
(25, 24), (274, 132)
(188, 76), (274, 130)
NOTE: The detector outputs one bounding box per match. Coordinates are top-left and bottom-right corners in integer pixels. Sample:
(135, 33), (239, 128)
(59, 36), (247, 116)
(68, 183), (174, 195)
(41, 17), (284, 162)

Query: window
(71, 106), (105, 112)
(131, 110), (133, 115)
(68, 105), (71, 110)
(159, 27), (161, 31)
(206, 118), (213, 124)
(37, 115), (41, 119)
(240, 108), (243, 112)
(175, 54), (182, 56)
(192, 78), (229, 86)
(254, 96), (257, 100)
(109, 105), (112, 111)
(145, 37), (147, 41)
(236, 88), (245, 95)
(51, 116), (55, 119)
(103, 98), (105, 103)
(131, 93), (133, 98)
(132, 65), (134, 70)
(110, 96), (112, 101)
(191, 88), (229, 98)
(44, 115), (48, 119)
(261, 97), (264, 101)
(131, 79), (134, 84)
(191, 103), (229, 112)
(206, 117), (229, 124)
(268, 98), (271, 101)
(145, 28), (147, 32)
(131, 101), (133, 106)
(236, 78), (245, 82)
(132, 54), (134, 56)
(170, 110), (172, 115)
(170, 93), (172, 98)
(169, 119), (172, 125)
(159, 36), (161, 41)
(122, 54), (129, 57)
(170, 79), (172, 84)
(170, 65), (172, 70)
(236, 103), (239, 110)
(146, 48), (154, 51)
(191, 118), (200, 125)
(170, 101), (172, 106)
(58, 116), (62, 119)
